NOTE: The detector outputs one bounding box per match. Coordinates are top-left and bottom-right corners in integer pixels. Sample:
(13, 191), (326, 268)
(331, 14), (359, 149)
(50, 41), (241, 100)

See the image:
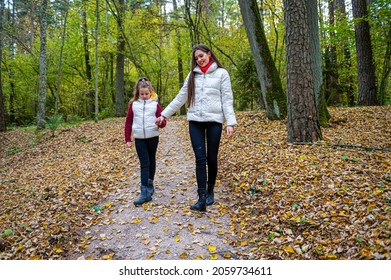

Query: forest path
(73, 118), (239, 260)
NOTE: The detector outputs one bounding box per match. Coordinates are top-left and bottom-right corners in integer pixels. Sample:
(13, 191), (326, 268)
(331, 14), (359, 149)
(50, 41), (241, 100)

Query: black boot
(134, 185), (152, 206)
(206, 184), (214, 206)
(190, 189), (206, 212)
(147, 179), (155, 196)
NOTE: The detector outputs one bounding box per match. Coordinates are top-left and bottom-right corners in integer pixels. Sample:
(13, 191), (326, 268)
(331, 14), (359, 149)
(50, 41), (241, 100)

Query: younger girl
(124, 78), (166, 205)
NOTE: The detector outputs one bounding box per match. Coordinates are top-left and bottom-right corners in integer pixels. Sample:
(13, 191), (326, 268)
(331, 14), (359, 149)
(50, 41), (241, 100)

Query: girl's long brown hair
(187, 44), (225, 107)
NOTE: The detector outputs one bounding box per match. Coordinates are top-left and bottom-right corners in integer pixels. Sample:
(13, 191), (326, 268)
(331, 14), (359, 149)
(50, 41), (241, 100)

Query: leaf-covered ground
(0, 106), (390, 260)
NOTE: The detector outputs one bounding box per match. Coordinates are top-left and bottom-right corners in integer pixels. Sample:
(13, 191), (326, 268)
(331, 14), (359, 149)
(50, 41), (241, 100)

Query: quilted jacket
(161, 63), (237, 126)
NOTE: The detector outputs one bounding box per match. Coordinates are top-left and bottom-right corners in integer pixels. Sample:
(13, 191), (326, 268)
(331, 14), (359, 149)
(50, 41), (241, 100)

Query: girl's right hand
(126, 141), (132, 147)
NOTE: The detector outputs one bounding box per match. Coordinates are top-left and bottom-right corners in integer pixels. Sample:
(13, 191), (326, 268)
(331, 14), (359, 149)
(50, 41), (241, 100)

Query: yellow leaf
(241, 240), (248, 246)
(175, 236), (181, 242)
(102, 253), (114, 260)
(179, 252), (188, 259)
(326, 253), (338, 260)
(54, 247), (63, 253)
(131, 218), (142, 224)
(210, 254), (218, 260)
(373, 189), (382, 195)
(208, 245), (217, 253)
(223, 252), (232, 259)
(15, 244), (25, 252)
(284, 246), (295, 254)
(361, 248), (372, 258)
(165, 250), (171, 254)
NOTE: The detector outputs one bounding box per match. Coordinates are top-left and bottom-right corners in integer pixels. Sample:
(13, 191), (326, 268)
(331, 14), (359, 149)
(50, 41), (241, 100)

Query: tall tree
(335, 0), (355, 106)
(0, 0), (5, 131)
(37, 0), (48, 129)
(82, 0), (94, 117)
(379, 23), (390, 105)
(115, 0), (125, 117)
(352, 0), (378, 105)
(324, 0), (340, 105)
(238, 0), (286, 120)
(94, 0), (99, 122)
(306, 0), (330, 127)
(55, 0), (69, 117)
(283, 0), (322, 143)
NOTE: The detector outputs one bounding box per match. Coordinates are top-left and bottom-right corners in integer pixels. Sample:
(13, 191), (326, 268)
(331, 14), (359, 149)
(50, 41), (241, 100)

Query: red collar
(200, 60), (213, 73)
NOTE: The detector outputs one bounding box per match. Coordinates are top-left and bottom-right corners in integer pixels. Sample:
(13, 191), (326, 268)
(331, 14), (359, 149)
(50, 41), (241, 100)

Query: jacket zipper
(143, 100), (146, 138)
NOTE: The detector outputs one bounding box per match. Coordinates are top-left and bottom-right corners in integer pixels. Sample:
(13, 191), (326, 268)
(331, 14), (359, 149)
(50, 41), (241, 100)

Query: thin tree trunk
(94, 0), (99, 122)
(307, 0), (330, 127)
(0, 0), (5, 131)
(82, 1), (94, 117)
(115, 0), (125, 117)
(378, 22), (390, 105)
(325, 0), (340, 105)
(238, 0), (286, 120)
(352, 0), (378, 106)
(336, 0), (355, 106)
(283, 0), (322, 143)
(37, 0), (47, 129)
(54, 0), (69, 117)
(173, 0), (186, 115)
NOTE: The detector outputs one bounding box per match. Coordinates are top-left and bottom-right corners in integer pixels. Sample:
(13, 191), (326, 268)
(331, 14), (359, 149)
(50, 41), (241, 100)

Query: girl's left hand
(226, 126), (234, 138)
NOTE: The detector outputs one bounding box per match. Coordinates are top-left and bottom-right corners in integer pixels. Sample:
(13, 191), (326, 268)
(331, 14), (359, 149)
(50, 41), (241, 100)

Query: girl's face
(194, 50), (211, 68)
(139, 87), (151, 100)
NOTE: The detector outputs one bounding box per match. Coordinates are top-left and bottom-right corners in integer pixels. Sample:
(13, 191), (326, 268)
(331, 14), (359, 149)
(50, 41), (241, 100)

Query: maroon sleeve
(124, 103), (134, 142)
(156, 104), (167, 128)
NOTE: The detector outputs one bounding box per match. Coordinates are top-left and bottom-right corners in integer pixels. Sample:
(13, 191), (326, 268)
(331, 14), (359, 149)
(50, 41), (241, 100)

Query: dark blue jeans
(135, 137), (159, 187)
(189, 121), (222, 191)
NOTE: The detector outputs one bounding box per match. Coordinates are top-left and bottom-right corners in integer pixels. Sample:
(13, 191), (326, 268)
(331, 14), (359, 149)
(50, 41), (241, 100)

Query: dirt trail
(75, 118), (239, 260)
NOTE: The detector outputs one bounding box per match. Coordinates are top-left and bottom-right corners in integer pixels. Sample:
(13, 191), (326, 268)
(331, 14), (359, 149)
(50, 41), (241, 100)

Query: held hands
(156, 116), (165, 126)
(126, 141), (132, 147)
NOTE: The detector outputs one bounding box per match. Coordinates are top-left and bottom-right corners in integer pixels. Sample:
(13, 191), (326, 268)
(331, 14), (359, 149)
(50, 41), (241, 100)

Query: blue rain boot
(134, 185), (152, 206)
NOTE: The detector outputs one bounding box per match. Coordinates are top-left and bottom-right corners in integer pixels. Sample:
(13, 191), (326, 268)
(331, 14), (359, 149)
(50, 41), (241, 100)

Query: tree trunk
(94, 0), (99, 122)
(8, 0), (16, 124)
(115, 0), (125, 117)
(173, 0), (186, 115)
(82, 1), (94, 117)
(306, 0), (330, 127)
(55, 0), (69, 117)
(325, 0), (340, 106)
(238, 0), (286, 120)
(0, 0), (5, 131)
(37, 0), (47, 129)
(283, 0), (322, 143)
(336, 0), (355, 106)
(352, 0), (378, 106)
(379, 23), (390, 105)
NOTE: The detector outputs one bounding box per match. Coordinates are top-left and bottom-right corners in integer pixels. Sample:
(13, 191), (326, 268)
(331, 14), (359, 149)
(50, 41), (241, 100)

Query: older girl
(156, 44), (237, 212)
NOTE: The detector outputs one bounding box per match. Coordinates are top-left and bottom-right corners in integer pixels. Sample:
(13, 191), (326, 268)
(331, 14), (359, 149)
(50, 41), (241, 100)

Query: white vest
(132, 99), (160, 139)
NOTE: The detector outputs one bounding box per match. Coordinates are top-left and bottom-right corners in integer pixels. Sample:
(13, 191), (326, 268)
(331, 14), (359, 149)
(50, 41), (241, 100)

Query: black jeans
(189, 121), (222, 191)
(135, 137), (159, 187)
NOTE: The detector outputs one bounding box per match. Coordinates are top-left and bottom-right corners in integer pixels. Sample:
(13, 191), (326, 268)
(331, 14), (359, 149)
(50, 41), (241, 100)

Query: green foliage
(45, 115), (63, 137)
(232, 51), (262, 111)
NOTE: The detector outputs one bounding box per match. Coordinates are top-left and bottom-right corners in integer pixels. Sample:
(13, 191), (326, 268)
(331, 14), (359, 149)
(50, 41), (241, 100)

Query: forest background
(0, 0), (389, 129)
(0, 0), (390, 261)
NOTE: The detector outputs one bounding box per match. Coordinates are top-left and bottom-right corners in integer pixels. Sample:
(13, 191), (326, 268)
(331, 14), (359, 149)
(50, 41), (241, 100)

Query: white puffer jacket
(132, 99), (160, 139)
(162, 63), (237, 126)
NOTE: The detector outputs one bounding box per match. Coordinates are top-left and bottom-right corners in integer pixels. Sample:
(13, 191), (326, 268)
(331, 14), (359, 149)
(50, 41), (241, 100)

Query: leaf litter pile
(0, 106), (390, 260)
